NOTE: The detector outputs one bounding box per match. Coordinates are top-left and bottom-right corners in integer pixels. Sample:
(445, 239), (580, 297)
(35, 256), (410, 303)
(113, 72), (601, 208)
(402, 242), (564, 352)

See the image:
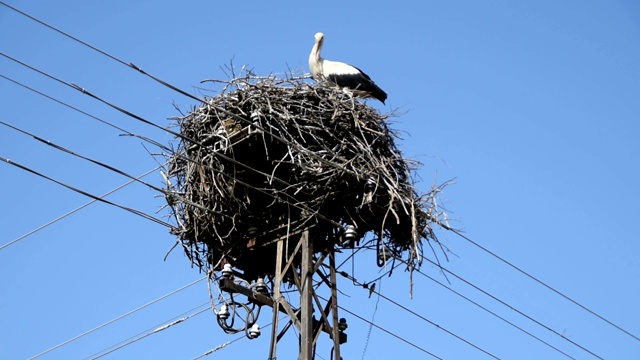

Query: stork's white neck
(309, 39), (324, 80)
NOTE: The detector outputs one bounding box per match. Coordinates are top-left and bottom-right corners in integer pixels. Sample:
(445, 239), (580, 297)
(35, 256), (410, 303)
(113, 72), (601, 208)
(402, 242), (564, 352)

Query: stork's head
(314, 32), (324, 45)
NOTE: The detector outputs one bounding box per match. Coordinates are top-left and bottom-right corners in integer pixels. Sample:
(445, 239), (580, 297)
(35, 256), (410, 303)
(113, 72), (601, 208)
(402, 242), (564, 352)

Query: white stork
(309, 32), (387, 104)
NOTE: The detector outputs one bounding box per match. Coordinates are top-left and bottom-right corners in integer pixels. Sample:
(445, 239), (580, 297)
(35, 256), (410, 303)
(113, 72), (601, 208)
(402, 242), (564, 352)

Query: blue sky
(1, 1), (639, 359)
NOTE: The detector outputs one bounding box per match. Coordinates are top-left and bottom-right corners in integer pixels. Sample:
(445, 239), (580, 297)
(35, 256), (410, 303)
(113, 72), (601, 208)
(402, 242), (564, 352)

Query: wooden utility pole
(300, 229), (314, 360)
(329, 251), (341, 360)
(218, 226), (346, 360)
(268, 237), (284, 360)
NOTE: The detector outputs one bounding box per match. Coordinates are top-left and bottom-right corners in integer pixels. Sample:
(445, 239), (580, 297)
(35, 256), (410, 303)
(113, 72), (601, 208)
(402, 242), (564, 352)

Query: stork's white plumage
(309, 32), (387, 104)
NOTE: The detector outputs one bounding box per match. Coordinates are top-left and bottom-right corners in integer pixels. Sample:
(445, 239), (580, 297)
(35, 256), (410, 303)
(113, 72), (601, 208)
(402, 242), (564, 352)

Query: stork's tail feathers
(370, 84), (387, 104)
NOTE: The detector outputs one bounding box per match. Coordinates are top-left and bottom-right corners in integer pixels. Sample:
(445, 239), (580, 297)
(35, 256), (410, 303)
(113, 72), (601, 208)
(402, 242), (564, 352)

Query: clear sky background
(1, 1), (639, 359)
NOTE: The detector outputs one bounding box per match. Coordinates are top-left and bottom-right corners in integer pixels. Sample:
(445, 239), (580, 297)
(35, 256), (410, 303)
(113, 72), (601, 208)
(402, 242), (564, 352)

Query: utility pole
(300, 229), (314, 360)
(329, 251), (341, 360)
(217, 226), (346, 360)
(268, 237), (284, 359)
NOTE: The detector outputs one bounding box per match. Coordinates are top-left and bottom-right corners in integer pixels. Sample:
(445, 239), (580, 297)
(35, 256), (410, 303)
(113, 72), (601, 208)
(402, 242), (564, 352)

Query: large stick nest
(164, 72), (448, 284)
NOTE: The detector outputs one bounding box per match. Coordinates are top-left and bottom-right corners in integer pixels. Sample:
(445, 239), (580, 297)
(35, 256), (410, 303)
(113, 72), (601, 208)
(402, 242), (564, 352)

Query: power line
(192, 338), (239, 359)
(336, 269), (500, 359)
(0, 120), (236, 222)
(0, 155), (172, 229)
(0, 52), (184, 142)
(435, 221), (640, 343)
(318, 294), (443, 360)
(29, 277), (206, 359)
(92, 299), (284, 360)
(191, 315), (291, 360)
(193, 335), (238, 360)
(0, 0), (203, 104)
(416, 266), (576, 359)
(331, 248), (582, 359)
(421, 258), (605, 359)
(83, 302), (211, 360)
(0, 120), (165, 193)
(0, 73), (169, 151)
(0, 164), (161, 251)
(0, 1), (133, 69)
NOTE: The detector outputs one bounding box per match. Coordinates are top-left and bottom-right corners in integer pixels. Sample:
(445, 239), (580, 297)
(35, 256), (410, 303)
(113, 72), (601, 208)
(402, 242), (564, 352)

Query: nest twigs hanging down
(164, 72), (450, 284)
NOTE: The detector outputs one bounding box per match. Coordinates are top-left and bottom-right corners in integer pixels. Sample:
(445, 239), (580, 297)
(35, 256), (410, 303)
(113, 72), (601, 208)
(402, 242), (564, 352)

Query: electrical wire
(421, 257), (605, 359)
(438, 222), (640, 343)
(0, 120), (237, 221)
(336, 268), (500, 359)
(415, 266), (576, 359)
(0, 155), (172, 229)
(317, 294), (443, 360)
(0, 73), (169, 151)
(0, 120), (164, 193)
(83, 302), (276, 360)
(0, 1), (138, 70)
(0, 164), (161, 251)
(193, 336), (238, 360)
(330, 247), (581, 359)
(371, 253), (578, 358)
(0, 1), (207, 107)
(83, 302), (211, 360)
(376, 291), (499, 359)
(191, 340), (237, 360)
(28, 277), (206, 359)
(0, 52), (184, 143)
(192, 315), (290, 360)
